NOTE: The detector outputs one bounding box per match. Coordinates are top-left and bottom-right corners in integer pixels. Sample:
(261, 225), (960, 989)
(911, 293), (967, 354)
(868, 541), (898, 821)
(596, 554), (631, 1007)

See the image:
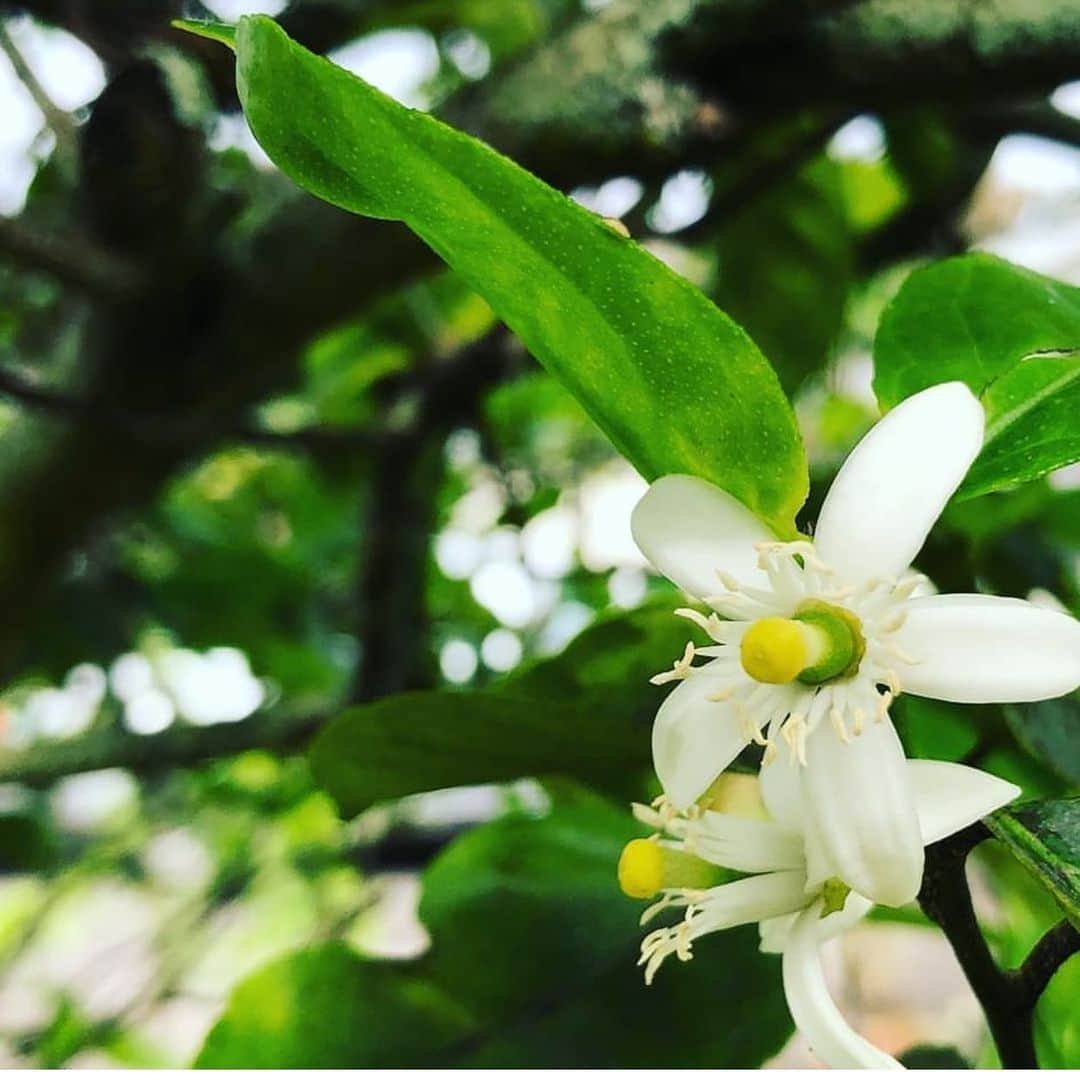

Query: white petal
(909, 760), (1020, 845)
(693, 870), (809, 936)
(759, 733), (802, 830)
(896, 594), (1080, 703)
(631, 474), (772, 599)
(782, 905), (903, 1070)
(696, 811), (804, 873)
(759, 893), (872, 955)
(813, 892), (874, 943)
(814, 382), (984, 583)
(801, 717), (923, 907)
(758, 912), (798, 955)
(652, 667), (749, 810)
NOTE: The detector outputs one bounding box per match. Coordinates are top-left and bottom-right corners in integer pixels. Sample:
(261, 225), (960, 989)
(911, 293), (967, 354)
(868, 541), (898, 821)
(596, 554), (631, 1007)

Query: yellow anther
(618, 838), (664, 899)
(617, 838), (724, 900)
(740, 617), (812, 684)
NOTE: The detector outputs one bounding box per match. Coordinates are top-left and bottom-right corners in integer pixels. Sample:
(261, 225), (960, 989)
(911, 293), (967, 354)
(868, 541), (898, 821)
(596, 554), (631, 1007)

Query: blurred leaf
(372, 0), (564, 59)
(891, 696), (978, 763)
(311, 690), (647, 818)
(123, 448), (360, 699)
(311, 601), (689, 815)
(874, 254), (1080, 498)
(713, 157), (852, 392)
(221, 16), (807, 535)
(33, 997), (97, 1069)
(1005, 696), (1080, 786)
(196, 944), (473, 1067)
(837, 158), (905, 233)
(988, 798), (1080, 930)
(421, 794), (790, 1067)
(199, 796), (792, 1067)
(0, 807), (58, 873)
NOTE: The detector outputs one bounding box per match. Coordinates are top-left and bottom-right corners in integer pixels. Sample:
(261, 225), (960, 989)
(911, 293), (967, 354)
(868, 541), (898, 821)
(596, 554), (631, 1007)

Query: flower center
(617, 838), (724, 899)
(739, 601), (864, 687)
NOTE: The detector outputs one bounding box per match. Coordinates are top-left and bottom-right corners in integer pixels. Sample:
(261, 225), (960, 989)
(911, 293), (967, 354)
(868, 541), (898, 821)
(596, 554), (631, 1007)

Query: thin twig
(1014, 919), (1080, 1010)
(0, 19), (78, 169)
(0, 708), (326, 789)
(0, 216), (136, 298)
(0, 360), (376, 450)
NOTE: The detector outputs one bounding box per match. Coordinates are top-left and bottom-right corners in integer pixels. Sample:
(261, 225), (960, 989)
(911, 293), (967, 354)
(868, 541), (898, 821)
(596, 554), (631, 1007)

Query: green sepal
(795, 600), (865, 685)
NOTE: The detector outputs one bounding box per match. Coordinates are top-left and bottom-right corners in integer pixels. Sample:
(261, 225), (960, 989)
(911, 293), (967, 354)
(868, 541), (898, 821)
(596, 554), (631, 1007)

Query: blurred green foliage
(0, 0), (1077, 1070)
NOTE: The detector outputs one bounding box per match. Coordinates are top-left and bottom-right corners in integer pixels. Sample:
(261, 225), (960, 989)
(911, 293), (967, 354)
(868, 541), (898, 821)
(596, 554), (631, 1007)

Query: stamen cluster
(651, 541), (920, 764)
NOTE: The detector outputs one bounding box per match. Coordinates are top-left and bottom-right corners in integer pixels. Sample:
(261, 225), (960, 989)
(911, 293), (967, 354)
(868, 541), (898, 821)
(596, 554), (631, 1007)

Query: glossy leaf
(198, 797), (792, 1067)
(216, 16), (807, 534)
(1005, 696), (1080, 787)
(988, 797), (1080, 930)
(874, 254), (1080, 498)
(310, 601), (689, 815)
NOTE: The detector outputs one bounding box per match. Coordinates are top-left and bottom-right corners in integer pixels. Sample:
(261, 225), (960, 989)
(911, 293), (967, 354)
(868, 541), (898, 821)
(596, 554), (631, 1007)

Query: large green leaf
(195, 945), (474, 1067)
(1005, 696), (1080, 787)
(310, 690), (649, 818)
(198, 796), (792, 1067)
(988, 798), (1080, 930)
(310, 601), (689, 815)
(197, 16), (806, 534)
(873, 254), (1080, 499)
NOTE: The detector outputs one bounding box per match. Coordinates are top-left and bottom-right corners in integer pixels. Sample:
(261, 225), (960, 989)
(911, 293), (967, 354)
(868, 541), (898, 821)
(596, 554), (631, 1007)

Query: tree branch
(0, 216), (136, 298)
(1014, 919), (1080, 1011)
(0, 17), (77, 167)
(918, 821), (1080, 1069)
(0, 359), (378, 451)
(0, 708), (325, 789)
(918, 823), (1038, 1068)
(352, 327), (526, 702)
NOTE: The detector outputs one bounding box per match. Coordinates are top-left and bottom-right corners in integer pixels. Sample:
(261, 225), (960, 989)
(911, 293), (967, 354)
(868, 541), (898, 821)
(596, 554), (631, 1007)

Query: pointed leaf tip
(171, 19), (237, 50)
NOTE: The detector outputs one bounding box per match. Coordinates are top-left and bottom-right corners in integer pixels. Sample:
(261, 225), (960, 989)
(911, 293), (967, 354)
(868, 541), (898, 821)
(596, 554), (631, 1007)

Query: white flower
(619, 764), (1019, 1069)
(631, 382), (1080, 907)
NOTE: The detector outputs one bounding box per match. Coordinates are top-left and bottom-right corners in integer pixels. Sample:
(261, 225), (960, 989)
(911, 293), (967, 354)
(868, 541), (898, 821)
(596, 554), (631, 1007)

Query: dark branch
(1014, 919), (1080, 1011)
(918, 820), (1080, 1069)
(352, 327), (527, 702)
(0, 708), (325, 789)
(918, 823), (1037, 1068)
(0, 217), (136, 298)
(0, 361), (377, 450)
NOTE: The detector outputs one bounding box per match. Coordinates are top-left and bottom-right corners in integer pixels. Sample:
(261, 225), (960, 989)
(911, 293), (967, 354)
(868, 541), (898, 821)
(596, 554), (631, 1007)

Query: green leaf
(196, 944), (474, 1067)
(1005, 696), (1080, 787)
(310, 601), (689, 815)
(228, 16), (806, 534)
(713, 157), (853, 393)
(988, 797), (1080, 930)
(310, 690), (649, 818)
(172, 19), (237, 49)
(873, 254), (1080, 498)
(198, 796), (792, 1067)
(0, 807), (58, 873)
